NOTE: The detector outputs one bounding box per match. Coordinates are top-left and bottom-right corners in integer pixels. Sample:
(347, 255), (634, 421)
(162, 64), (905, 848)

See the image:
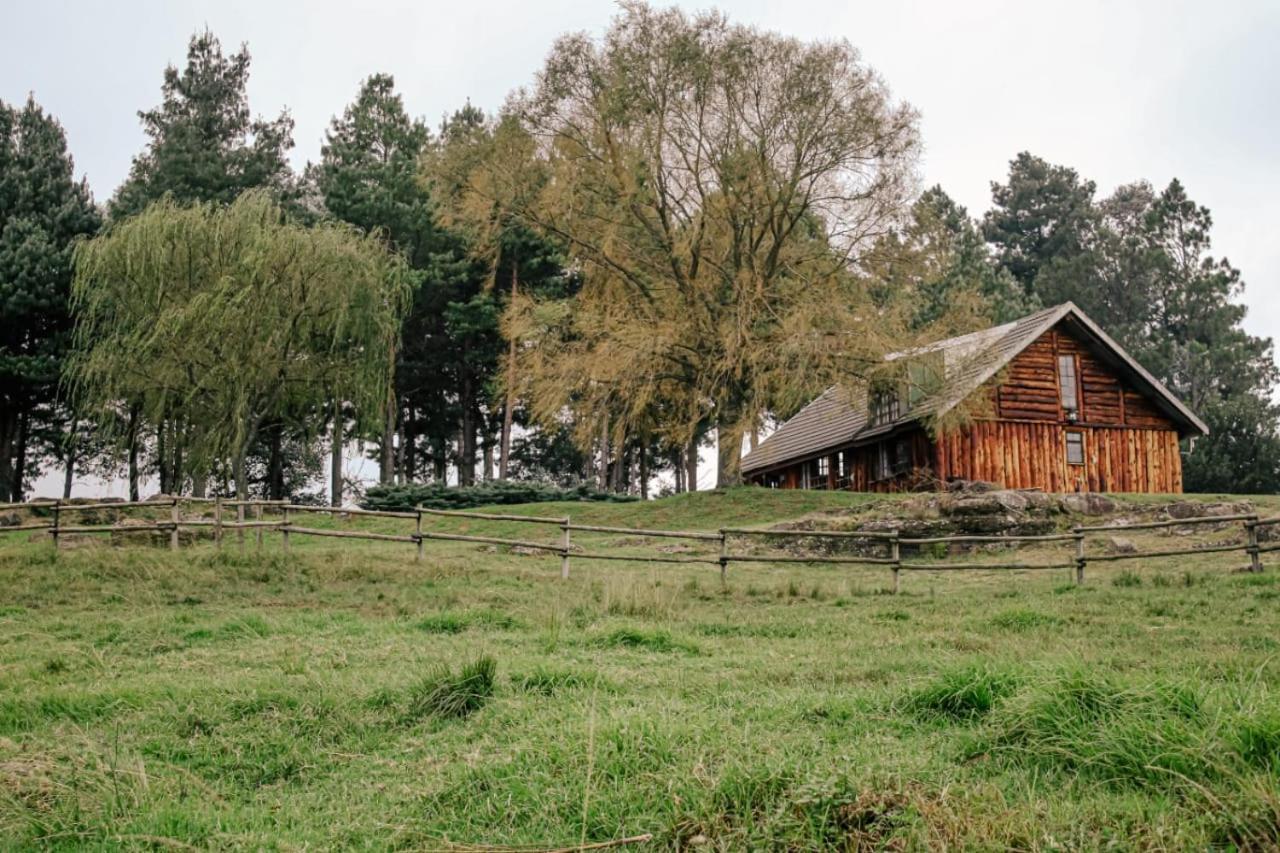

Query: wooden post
(214, 496), (223, 551)
(718, 528), (728, 587)
(170, 498), (179, 551)
(1247, 517), (1263, 574)
(254, 502), (263, 553)
(237, 502), (245, 554)
(415, 509), (424, 563)
(560, 518), (571, 580)
(1073, 526), (1086, 585)
(51, 500), (60, 551)
(281, 505), (290, 556)
(891, 532), (901, 595)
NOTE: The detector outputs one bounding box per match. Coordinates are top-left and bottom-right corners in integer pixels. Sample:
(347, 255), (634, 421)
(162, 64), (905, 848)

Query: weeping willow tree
(495, 3), (990, 486)
(68, 191), (410, 497)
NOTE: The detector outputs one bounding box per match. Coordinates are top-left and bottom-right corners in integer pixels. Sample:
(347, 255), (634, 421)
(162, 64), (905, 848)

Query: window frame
(1065, 429), (1085, 466)
(1058, 354), (1080, 416)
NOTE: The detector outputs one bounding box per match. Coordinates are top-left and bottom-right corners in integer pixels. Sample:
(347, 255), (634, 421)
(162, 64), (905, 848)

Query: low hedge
(359, 481), (638, 512)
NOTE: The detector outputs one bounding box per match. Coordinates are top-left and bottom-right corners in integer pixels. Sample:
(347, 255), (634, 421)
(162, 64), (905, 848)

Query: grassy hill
(1, 488), (1279, 848)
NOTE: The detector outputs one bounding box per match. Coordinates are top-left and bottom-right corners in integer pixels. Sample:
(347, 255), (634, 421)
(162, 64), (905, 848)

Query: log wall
(934, 421), (1183, 493)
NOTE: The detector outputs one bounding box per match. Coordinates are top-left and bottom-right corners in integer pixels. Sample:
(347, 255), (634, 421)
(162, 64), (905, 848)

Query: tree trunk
(597, 420), (610, 491)
(233, 448), (248, 500)
(482, 426), (495, 481)
(432, 435), (447, 482)
(716, 423), (745, 488)
(156, 420), (169, 496)
(499, 261), (518, 480)
(192, 473), (207, 498)
(459, 378), (477, 486)
(380, 394), (396, 485)
(266, 423), (285, 500)
(403, 408), (416, 482)
(330, 399), (343, 507)
(685, 433), (699, 493)
(126, 404), (141, 502)
(62, 452), (74, 499)
(12, 408), (29, 502)
(639, 443), (649, 500)
(716, 420), (747, 484)
(0, 406), (17, 502)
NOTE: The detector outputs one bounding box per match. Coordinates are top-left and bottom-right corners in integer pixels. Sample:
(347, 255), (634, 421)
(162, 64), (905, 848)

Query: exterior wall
(934, 421), (1182, 493)
(748, 321), (1187, 494)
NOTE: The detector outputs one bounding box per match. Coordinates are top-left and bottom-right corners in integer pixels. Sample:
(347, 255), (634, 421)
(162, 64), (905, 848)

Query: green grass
(1, 487), (1279, 848)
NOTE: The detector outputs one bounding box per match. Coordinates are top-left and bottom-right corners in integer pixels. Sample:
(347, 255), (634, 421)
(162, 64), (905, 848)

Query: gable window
(1065, 430), (1085, 465)
(870, 388), (901, 426)
(1058, 354), (1079, 417)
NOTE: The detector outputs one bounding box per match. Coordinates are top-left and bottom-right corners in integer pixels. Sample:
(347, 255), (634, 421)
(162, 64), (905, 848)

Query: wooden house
(740, 303), (1208, 494)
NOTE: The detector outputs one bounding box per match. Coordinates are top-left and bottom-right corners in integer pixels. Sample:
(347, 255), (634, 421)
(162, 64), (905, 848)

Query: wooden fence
(0, 498), (1271, 591)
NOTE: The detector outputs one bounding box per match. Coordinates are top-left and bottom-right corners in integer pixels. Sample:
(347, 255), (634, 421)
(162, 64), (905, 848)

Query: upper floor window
(1058, 354), (1079, 415)
(870, 387), (901, 426)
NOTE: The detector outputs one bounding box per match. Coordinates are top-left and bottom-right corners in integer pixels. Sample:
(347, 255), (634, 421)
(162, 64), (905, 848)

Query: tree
(505, 3), (956, 486)
(867, 186), (1036, 331)
(110, 29), (295, 218)
(0, 96), (100, 500)
(983, 152), (1097, 294)
(68, 192), (410, 498)
(985, 156), (1280, 492)
(312, 73), (433, 499)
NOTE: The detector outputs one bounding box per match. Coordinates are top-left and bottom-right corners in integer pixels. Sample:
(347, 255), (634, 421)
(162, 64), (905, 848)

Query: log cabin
(740, 303), (1208, 494)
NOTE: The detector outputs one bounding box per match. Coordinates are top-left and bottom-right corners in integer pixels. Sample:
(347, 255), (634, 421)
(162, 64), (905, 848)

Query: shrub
(404, 655), (496, 721)
(361, 481), (637, 512)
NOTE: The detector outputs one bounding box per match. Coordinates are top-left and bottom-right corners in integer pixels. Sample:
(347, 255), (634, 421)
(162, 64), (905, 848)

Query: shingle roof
(740, 302), (1208, 474)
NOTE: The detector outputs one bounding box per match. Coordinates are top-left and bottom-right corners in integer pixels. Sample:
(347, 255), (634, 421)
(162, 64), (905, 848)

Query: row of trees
(1, 4), (1276, 500)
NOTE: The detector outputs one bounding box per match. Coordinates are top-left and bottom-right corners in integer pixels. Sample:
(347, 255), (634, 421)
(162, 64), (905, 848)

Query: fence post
(237, 502), (245, 554)
(170, 498), (180, 551)
(415, 509), (424, 564)
(51, 499), (61, 551)
(214, 496), (223, 551)
(560, 517), (571, 580)
(281, 505), (290, 556)
(1246, 516), (1263, 574)
(891, 531), (901, 595)
(1073, 526), (1086, 585)
(718, 528), (728, 587)
(255, 502), (263, 552)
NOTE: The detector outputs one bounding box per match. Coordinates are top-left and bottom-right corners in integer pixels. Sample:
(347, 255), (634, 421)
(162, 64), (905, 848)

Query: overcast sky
(5, 0), (1279, 495)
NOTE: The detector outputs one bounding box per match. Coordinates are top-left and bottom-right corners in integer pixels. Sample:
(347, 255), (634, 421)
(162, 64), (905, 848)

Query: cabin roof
(739, 302), (1209, 475)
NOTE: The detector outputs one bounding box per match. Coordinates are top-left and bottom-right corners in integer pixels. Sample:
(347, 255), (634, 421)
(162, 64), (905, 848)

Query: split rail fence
(0, 497), (1272, 591)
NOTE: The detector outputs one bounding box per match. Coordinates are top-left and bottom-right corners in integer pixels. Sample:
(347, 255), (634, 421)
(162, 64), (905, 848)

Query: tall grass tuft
(901, 663), (1021, 722)
(404, 655), (496, 721)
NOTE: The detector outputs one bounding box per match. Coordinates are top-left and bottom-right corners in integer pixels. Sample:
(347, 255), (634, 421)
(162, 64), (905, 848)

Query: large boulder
(1058, 493), (1118, 516)
(1165, 500), (1253, 520)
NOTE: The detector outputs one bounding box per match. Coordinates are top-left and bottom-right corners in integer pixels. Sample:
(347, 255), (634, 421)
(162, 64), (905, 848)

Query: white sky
(5, 0), (1279, 497)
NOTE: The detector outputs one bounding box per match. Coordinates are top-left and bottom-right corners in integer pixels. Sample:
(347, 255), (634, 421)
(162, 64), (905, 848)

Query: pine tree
(0, 97), (100, 500)
(110, 29), (294, 218)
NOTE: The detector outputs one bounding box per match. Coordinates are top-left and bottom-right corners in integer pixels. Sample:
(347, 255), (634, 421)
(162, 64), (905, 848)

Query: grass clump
(1113, 570), (1143, 588)
(901, 663), (1021, 722)
(414, 609), (519, 634)
(592, 627), (699, 654)
(970, 668), (1213, 789)
(509, 666), (594, 695)
(404, 655), (496, 721)
(988, 608), (1063, 631)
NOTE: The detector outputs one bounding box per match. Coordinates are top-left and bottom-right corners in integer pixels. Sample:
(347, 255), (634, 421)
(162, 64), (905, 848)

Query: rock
(1058, 493), (1118, 516)
(0, 512), (19, 527)
(1105, 536), (1137, 554)
(944, 490), (1029, 516)
(1165, 500), (1253, 520)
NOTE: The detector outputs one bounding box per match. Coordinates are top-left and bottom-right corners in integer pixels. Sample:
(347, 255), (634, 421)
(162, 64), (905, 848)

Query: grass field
(2, 489), (1280, 849)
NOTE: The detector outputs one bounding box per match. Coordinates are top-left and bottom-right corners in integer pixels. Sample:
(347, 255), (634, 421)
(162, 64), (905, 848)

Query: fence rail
(0, 497), (1270, 590)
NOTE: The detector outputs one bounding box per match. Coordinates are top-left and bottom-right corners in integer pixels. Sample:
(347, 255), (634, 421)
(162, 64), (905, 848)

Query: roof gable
(740, 303), (1208, 474)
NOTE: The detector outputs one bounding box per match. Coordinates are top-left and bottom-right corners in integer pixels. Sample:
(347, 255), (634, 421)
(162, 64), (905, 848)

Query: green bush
(360, 481), (638, 512)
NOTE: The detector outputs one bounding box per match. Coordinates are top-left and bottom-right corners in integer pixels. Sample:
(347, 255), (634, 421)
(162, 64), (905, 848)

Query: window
(870, 387), (901, 425)
(906, 355), (941, 411)
(1065, 430), (1084, 465)
(873, 443), (892, 481)
(894, 438), (911, 475)
(1058, 354), (1079, 415)
(817, 456), (829, 477)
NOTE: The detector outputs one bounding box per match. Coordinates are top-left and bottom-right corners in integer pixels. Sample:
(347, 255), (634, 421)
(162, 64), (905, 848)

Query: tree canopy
(69, 192), (410, 496)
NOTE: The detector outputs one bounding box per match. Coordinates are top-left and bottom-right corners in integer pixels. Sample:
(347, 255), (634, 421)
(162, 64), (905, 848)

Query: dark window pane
(1066, 430), (1084, 465)
(1059, 355), (1079, 412)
